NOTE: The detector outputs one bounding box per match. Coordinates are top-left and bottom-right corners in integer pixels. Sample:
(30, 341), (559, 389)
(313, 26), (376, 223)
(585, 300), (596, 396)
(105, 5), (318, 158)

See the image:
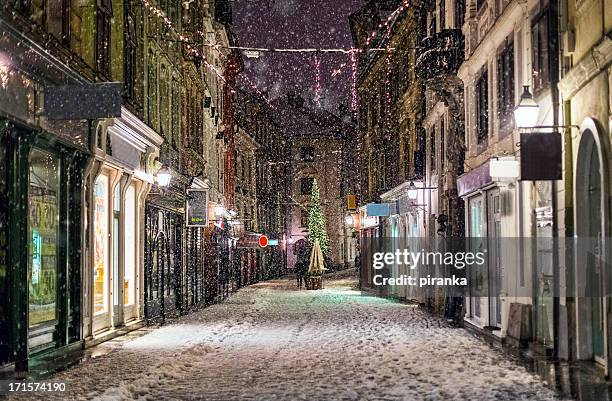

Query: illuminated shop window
(28, 148), (59, 327)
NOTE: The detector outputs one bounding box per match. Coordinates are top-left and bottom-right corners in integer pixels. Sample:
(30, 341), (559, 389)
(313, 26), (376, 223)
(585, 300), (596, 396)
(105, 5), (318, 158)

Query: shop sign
(44, 82), (122, 120)
(366, 203), (390, 217)
(346, 194), (357, 210)
(457, 161), (492, 197)
(520, 132), (562, 181)
(186, 189), (209, 227)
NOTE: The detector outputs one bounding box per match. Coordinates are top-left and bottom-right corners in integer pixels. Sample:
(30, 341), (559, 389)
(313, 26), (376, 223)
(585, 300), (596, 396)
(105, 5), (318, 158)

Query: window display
(94, 174), (109, 315)
(28, 148), (59, 327)
(124, 184), (136, 306)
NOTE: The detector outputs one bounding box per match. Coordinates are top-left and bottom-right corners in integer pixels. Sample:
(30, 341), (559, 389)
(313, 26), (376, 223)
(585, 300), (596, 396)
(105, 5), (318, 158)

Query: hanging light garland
(314, 53), (322, 107)
(239, 73), (275, 109)
(142, 0), (412, 114)
(350, 48), (359, 116)
(141, 0), (279, 106)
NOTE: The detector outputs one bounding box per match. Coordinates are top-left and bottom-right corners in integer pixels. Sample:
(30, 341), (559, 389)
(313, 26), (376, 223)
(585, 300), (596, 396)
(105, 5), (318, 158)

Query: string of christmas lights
(350, 48), (359, 115)
(141, 0), (413, 116)
(239, 73), (275, 109)
(314, 53), (322, 107)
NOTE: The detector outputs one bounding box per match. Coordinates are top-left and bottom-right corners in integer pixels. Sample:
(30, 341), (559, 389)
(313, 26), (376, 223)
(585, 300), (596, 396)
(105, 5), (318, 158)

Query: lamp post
(407, 181), (418, 200)
(512, 83), (578, 361)
(345, 215), (354, 226)
(156, 168), (172, 187)
(513, 86), (540, 129)
(406, 180), (437, 200)
(214, 204), (225, 219)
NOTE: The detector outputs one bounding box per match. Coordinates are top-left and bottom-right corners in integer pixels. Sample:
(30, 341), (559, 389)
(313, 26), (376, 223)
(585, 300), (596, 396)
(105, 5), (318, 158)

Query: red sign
(258, 235), (269, 248)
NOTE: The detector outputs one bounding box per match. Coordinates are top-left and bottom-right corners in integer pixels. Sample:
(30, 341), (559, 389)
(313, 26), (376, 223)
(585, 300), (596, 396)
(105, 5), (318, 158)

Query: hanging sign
(520, 132), (562, 181)
(44, 82), (123, 120)
(366, 203), (390, 217)
(186, 189), (209, 227)
(346, 194), (357, 210)
(259, 235), (269, 248)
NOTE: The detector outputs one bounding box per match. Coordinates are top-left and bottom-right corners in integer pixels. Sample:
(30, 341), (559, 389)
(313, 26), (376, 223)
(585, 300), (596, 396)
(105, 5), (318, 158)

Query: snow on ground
(10, 273), (568, 401)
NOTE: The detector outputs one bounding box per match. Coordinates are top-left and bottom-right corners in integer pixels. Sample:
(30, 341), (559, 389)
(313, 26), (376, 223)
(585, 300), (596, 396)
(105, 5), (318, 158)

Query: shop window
(475, 68), (489, 146)
(28, 148), (60, 327)
(430, 127), (436, 174)
(124, 184), (136, 306)
(300, 177), (314, 195)
(93, 174), (109, 315)
(497, 38), (515, 130)
(96, 0), (112, 78)
(531, 10), (550, 92)
(113, 183), (120, 308)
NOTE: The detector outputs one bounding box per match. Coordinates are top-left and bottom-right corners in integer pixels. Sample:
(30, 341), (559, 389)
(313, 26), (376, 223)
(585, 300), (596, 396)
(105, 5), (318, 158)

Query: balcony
(416, 29), (464, 81)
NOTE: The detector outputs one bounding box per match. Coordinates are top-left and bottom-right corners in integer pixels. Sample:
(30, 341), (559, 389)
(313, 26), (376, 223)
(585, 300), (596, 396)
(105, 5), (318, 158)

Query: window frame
(496, 37), (515, 133)
(475, 68), (489, 148)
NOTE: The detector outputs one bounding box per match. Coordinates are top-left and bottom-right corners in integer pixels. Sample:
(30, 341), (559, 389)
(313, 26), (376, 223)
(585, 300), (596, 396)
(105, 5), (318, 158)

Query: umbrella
(308, 239), (326, 275)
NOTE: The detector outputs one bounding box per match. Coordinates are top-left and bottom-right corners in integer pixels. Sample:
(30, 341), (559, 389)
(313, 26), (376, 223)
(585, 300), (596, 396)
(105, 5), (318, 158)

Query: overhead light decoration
(514, 86), (540, 129)
(244, 50), (260, 59)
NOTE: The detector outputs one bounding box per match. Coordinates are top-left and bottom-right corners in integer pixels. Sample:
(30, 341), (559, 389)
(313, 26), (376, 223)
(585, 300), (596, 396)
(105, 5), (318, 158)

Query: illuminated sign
(186, 189), (209, 227)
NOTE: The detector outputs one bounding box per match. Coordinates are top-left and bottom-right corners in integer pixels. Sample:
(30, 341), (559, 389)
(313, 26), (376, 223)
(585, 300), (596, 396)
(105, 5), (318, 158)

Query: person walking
(295, 242), (309, 288)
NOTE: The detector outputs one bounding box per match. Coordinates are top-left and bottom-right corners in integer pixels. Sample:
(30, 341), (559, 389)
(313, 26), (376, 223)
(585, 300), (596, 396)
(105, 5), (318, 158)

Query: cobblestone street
(8, 273), (567, 401)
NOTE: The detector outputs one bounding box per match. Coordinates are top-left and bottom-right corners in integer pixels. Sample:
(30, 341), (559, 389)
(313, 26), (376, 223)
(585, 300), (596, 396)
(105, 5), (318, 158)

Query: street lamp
(156, 168), (172, 187)
(345, 215), (354, 226)
(514, 86), (540, 129)
(407, 181), (418, 200)
(214, 204), (225, 218)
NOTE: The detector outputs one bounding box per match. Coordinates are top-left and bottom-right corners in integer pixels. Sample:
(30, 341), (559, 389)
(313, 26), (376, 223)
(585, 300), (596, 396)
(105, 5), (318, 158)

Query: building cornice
(559, 36), (612, 99)
(108, 106), (165, 153)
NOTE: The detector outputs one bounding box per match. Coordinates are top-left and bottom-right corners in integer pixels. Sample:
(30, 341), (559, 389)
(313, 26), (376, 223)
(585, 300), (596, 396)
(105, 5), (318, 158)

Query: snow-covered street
(10, 273), (566, 401)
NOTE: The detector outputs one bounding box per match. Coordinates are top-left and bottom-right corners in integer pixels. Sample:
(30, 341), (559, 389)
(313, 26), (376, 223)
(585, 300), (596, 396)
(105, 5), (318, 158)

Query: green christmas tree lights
(307, 179), (329, 254)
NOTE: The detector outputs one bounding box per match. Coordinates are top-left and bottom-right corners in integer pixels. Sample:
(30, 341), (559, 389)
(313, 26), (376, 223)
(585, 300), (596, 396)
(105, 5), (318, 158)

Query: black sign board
(520, 132), (562, 181)
(44, 82), (122, 120)
(186, 189), (209, 227)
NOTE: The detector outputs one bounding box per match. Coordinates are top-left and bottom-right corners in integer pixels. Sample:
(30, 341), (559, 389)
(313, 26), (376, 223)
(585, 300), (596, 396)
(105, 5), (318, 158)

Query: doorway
(575, 118), (610, 367)
(487, 189), (502, 329)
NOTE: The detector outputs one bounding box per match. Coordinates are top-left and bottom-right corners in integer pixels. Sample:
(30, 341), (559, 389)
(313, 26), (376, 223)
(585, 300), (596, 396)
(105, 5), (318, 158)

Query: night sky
(233, 0), (365, 112)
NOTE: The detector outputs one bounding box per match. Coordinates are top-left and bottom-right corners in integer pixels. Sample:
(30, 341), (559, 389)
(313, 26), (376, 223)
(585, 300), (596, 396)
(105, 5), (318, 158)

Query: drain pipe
(549, 0), (561, 361)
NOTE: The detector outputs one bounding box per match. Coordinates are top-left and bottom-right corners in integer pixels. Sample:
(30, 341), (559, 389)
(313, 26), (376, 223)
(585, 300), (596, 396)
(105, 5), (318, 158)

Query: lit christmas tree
(308, 179), (329, 254)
